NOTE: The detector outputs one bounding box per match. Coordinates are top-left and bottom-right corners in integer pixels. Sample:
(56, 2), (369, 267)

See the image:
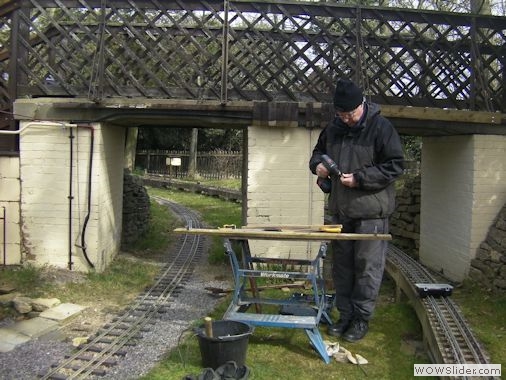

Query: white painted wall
(19, 121), (125, 272)
(420, 135), (506, 281)
(95, 124), (126, 271)
(0, 156), (21, 265)
(246, 125), (325, 259)
(6, 116), (505, 281)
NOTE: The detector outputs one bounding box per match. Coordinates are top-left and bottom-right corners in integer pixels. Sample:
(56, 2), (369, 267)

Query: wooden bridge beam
(13, 98), (506, 137)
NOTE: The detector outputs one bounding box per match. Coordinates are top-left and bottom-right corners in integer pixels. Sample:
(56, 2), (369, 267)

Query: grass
(128, 197), (180, 252)
(192, 177), (242, 191)
(451, 281), (506, 365)
(140, 185), (505, 380)
(0, 198), (177, 318)
(0, 264), (46, 296)
(142, 277), (435, 380)
(63, 258), (159, 303)
(0, 257), (160, 319)
(146, 186), (242, 264)
(139, 186), (436, 380)
(1, 181), (504, 380)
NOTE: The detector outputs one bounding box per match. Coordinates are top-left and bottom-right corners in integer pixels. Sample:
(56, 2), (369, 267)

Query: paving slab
(0, 292), (19, 305)
(39, 303), (86, 322)
(31, 297), (61, 312)
(9, 317), (59, 338)
(0, 285), (16, 294)
(0, 327), (31, 352)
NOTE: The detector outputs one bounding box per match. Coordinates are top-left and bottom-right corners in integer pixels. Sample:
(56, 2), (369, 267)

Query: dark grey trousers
(330, 216), (389, 321)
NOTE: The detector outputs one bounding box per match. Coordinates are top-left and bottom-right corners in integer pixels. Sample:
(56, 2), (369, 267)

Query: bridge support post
(16, 121), (126, 272)
(419, 135), (506, 282)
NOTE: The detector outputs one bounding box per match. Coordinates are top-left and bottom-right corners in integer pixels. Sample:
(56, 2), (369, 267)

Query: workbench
(174, 225), (391, 364)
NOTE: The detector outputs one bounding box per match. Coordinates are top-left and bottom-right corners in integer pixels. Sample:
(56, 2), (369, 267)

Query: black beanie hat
(333, 79), (364, 112)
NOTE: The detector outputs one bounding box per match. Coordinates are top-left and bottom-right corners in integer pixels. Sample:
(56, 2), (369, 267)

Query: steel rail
(386, 245), (495, 378)
(41, 201), (495, 378)
(41, 197), (205, 380)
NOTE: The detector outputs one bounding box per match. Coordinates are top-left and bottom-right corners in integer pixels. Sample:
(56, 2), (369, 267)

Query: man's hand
(316, 163), (330, 178)
(340, 173), (358, 188)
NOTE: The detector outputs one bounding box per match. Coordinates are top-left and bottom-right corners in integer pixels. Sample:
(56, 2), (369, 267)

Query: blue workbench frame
(222, 238), (332, 364)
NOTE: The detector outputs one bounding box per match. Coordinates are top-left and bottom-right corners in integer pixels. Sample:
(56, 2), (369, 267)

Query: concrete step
(0, 303), (86, 353)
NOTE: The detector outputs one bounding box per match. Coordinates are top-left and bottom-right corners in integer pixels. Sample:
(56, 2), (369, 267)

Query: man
(309, 79), (404, 342)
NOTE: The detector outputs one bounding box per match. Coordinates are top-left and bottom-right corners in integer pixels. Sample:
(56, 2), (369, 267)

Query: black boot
(215, 361), (250, 380)
(342, 318), (369, 342)
(327, 318), (350, 337)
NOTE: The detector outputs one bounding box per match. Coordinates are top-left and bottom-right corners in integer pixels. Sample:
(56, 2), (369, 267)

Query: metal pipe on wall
(75, 124), (95, 269)
(1, 206), (5, 267)
(68, 127), (74, 269)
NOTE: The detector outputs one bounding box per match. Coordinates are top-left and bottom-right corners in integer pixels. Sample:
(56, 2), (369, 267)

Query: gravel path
(0, 256), (231, 380)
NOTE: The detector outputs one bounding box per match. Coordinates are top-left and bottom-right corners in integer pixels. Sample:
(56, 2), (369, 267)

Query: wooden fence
(136, 149), (419, 180)
(136, 150), (242, 179)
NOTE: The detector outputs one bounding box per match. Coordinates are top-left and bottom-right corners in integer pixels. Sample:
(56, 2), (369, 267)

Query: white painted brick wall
(96, 124), (125, 271)
(470, 135), (506, 254)
(420, 135), (506, 281)
(0, 156), (21, 264)
(247, 126), (325, 259)
(19, 121), (125, 272)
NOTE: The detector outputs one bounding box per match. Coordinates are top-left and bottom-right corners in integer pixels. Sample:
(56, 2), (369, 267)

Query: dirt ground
(0, 255), (232, 342)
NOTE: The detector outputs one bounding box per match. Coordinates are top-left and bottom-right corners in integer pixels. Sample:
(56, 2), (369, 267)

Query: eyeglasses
(336, 103), (363, 119)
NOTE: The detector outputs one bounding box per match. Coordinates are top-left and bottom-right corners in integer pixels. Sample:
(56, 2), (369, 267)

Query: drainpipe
(74, 124), (95, 269)
(0, 121), (76, 135)
(68, 127), (74, 269)
(1, 206), (5, 267)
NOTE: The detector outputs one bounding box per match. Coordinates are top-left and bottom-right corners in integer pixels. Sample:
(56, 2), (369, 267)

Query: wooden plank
(205, 281), (306, 294)
(173, 227), (391, 241)
(252, 102), (299, 128)
(381, 105), (501, 125)
(244, 223), (342, 231)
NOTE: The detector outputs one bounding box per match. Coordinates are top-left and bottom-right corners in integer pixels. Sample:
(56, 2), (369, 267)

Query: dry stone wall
(468, 204), (506, 292)
(389, 174), (506, 292)
(390, 175), (421, 259)
(121, 171), (151, 249)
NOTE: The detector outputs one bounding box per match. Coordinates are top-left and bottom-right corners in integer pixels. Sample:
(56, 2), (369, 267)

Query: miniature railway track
(41, 197), (206, 380)
(38, 193), (496, 378)
(386, 245), (496, 378)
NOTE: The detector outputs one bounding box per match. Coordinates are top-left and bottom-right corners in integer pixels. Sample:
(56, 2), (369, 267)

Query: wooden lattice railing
(0, 1), (505, 128)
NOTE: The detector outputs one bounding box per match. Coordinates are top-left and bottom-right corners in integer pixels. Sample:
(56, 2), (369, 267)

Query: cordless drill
(316, 154), (342, 193)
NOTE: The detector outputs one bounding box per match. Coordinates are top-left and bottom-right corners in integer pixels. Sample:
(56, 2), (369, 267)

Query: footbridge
(1, 0), (505, 139)
(0, 1), (505, 281)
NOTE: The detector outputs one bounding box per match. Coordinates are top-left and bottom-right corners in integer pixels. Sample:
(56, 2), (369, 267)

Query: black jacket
(309, 103), (404, 219)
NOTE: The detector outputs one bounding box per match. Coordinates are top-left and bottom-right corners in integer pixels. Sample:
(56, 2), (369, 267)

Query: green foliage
(142, 279), (434, 380)
(60, 257), (160, 305)
(452, 280), (506, 364)
(125, 198), (181, 253)
(4, 184), (503, 380)
(0, 264), (47, 297)
(137, 127), (243, 151)
(0, 258), (160, 318)
(401, 135), (422, 161)
(194, 178), (241, 191)
(146, 186), (242, 264)
(86, 257), (155, 290)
